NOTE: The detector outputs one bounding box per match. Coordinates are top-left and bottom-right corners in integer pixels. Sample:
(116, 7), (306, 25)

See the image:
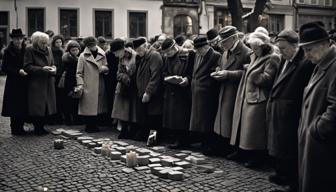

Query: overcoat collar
(194, 47), (214, 74)
(271, 48), (305, 93)
(246, 52), (273, 77)
(304, 45), (336, 100)
(137, 48), (155, 75)
(83, 46), (105, 66)
(221, 41), (244, 70)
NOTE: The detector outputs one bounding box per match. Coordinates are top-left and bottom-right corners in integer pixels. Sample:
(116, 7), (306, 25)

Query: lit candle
(54, 139), (64, 150)
(101, 143), (110, 156)
(126, 151), (138, 167)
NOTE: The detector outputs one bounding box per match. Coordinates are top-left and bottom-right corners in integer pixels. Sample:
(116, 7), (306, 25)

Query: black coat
(1, 43), (28, 117)
(190, 47), (221, 133)
(23, 46), (57, 116)
(62, 52), (79, 115)
(136, 48), (163, 115)
(105, 50), (119, 115)
(163, 49), (194, 130)
(51, 47), (64, 83)
(63, 52), (78, 94)
(267, 48), (314, 158)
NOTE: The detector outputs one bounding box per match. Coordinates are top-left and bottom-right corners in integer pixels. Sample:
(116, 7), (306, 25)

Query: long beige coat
(214, 41), (251, 138)
(230, 50), (280, 150)
(76, 47), (108, 116)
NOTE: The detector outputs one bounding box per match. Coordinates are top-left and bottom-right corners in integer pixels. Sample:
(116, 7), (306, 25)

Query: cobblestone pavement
(0, 76), (287, 192)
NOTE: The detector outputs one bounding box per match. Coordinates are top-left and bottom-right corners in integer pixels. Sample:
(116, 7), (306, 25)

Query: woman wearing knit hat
(229, 30), (281, 168)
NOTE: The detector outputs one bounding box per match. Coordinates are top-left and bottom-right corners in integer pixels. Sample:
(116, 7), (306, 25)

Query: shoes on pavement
(269, 174), (289, 186)
(34, 129), (49, 136)
(226, 151), (244, 162)
(168, 140), (189, 149)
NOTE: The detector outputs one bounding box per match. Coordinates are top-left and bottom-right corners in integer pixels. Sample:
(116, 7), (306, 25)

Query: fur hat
(83, 36), (97, 47)
(110, 38), (125, 52)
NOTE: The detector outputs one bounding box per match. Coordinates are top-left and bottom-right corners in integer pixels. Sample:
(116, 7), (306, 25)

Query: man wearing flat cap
(297, 22), (336, 192)
(266, 29), (314, 192)
(133, 37), (163, 142)
(189, 35), (221, 155)
(211, 26), (252, 156)
(161, 38), (194, 149)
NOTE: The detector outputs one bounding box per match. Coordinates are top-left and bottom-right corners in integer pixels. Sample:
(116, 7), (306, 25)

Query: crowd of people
(1, 21), (336, 192)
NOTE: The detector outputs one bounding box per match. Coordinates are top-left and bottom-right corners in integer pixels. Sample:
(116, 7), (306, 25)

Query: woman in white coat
(76, 36), (109, 133)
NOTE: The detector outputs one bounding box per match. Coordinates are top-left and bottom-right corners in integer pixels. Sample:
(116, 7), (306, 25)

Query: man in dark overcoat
(298, 22), (336, 192)
(189, 36), (221, 155)
(1, 29), (28, 135)
(161, 38), (194, 149)
(105, 42), (119, 126)
(266, 29), (314, 191)
(134, 37), (163, 141)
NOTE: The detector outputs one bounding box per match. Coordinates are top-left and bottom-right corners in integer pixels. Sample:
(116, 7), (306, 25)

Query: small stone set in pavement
(53, 128), (220, 182)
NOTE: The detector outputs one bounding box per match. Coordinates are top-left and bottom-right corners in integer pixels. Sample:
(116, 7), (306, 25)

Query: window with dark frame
(129, 12), (147, 38)
(95, 10), (113, 39)
(0, 11), (9, 45)
(60, 9), (78, 38)
(27, 8), (44, 36)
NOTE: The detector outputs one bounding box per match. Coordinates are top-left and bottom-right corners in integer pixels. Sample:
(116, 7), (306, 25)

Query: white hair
(31, 31), (49, 48)
(254, 26), (269, 36)
(247, 31), (270, 46)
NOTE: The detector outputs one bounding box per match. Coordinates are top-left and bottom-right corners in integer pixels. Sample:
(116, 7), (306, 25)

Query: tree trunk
(227, 0), (243, 31)
(247, 0), (267, 32)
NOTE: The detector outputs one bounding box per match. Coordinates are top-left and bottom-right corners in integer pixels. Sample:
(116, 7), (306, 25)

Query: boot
(118, 122), (131, 139)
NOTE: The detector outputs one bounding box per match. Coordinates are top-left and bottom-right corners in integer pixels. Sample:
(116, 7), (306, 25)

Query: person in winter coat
(298, 21), (336, 192)
(266, 30), (314, 192)
(1, 29), (28, 135)
(104, 43), (119, 126)
(211, 26), (252, 155)
(189, 36), (221, 155)
(51, 34), (65, 124)
(161, 38), (194, 149)
(134, 37), (163, 141)
(76, 36), (109, 133)
(23, 31), (57, 135)
(62, 40), (81, 125)
(229, 30), (280, 168)
(110, 38), (138, 139)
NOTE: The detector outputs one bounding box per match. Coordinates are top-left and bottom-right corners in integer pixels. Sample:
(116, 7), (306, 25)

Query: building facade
(294, 0), (336, 31)
(0, 0), (163, 45)
(206, 0), (295, 34)
(0, 0), (335, 45)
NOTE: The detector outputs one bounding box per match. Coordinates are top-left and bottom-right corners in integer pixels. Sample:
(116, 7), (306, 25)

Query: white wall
(0, 0), (163, 38)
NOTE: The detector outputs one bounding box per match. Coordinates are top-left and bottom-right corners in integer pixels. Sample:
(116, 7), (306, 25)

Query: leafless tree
(227, 0), (270, 32)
